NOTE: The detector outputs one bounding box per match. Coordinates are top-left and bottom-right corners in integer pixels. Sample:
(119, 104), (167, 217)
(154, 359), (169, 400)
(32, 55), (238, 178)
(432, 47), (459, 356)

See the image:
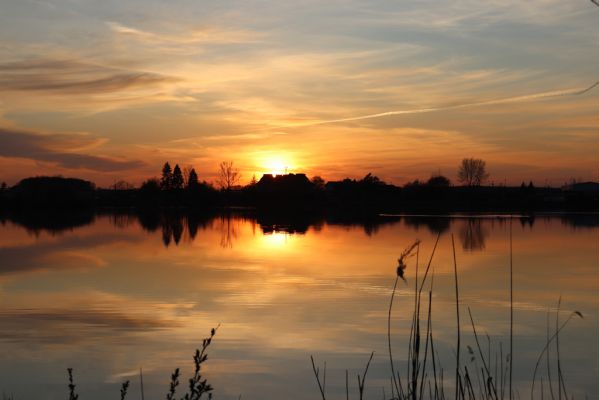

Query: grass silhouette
(310, 236), (585, 400)
(64, 325), (218, 400)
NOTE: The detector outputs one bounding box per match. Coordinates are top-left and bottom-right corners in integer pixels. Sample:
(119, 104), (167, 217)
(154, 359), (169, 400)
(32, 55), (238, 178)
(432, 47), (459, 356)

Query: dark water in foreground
(0, 213), (598, 399)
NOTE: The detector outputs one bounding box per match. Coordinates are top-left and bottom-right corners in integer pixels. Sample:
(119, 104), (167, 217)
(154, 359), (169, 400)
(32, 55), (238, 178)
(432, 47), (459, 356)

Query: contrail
(296, 80), (599, 127)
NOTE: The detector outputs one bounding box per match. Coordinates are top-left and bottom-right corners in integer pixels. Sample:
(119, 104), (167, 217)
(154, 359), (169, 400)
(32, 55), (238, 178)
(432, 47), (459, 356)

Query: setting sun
(255, 152), (298, 177)
(265, 158), (288, 176)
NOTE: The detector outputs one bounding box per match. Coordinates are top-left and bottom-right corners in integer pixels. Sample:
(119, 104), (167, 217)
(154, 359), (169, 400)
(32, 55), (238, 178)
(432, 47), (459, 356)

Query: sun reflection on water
(261, 231), (290, 248)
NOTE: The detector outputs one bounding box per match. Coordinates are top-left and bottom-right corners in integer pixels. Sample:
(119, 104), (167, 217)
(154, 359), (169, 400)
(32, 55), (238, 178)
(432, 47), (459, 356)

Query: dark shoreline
(1, 176), (598, 224)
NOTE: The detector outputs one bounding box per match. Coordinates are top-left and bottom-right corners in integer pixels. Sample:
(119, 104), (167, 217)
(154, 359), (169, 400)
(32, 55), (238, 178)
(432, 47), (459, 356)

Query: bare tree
(217, 161), (241, 190)
(112, 180), (134, 190)
(457, 158), (489, 186)
(182, 165), (194, 187)
(249, 174), (258, 186)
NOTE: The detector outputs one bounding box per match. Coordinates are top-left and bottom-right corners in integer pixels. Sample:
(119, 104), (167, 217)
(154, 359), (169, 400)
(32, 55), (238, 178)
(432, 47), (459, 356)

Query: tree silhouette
(140, 178), (160, 194)
(172, 164), (184, 190)
(457, 158), (489, 186)
(112, 180), (134, 190)
(311, 176), (325, 189)
(361, 173), (383, 186)
(161, 162), (173, 190)
(187, 168), (199, 189)
(249, 174), (257, 186)
(427, 174), (451, 187)
(181, 165), (195, 186)
(217, 161), (240, 190)
(136, 178), (160, 206)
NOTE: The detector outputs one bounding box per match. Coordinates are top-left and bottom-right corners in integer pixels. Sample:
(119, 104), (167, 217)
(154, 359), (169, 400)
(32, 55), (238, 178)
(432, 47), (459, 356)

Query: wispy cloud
(107, 21), (260, 49)
(356, 0), (591, 31)
(0, 127), (146, 172)
(0, 58), (176, 95)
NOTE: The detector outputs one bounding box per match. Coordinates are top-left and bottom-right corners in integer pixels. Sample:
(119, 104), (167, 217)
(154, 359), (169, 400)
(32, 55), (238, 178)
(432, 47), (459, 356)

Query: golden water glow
(1, 215), (599, 398)
(261, 231), (290, 247)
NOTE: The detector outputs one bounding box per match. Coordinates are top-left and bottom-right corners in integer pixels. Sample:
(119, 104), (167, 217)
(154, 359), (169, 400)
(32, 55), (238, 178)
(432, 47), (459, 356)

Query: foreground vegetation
(64, 327), (219, 400)
(309, 235), (584, 400)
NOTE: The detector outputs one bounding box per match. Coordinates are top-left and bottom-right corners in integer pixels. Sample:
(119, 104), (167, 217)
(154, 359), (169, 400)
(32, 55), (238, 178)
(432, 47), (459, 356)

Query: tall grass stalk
(509, 218), (513, 400)
(531, 308), (583, 400)
(139, 368), (145, 400)
(310, 356), (327, 400)
(357, 352), (375, 400)
(389, 240), (421, 398)
(451, 233), (461, 400)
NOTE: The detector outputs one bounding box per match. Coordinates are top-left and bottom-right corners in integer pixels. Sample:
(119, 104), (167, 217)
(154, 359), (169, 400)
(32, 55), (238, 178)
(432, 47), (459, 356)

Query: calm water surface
(0, 213), (598, 399)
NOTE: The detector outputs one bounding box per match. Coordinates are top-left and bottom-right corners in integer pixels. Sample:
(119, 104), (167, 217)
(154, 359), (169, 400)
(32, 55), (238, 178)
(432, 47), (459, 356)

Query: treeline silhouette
(1, 163), (598, 213)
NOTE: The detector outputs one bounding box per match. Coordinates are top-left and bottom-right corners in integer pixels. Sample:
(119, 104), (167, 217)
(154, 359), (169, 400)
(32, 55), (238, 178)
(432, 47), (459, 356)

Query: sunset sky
(1, 0), (598, 186)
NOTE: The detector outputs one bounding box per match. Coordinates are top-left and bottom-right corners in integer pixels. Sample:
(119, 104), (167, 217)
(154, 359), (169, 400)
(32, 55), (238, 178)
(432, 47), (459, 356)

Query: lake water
(0, 213), (598, 399)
